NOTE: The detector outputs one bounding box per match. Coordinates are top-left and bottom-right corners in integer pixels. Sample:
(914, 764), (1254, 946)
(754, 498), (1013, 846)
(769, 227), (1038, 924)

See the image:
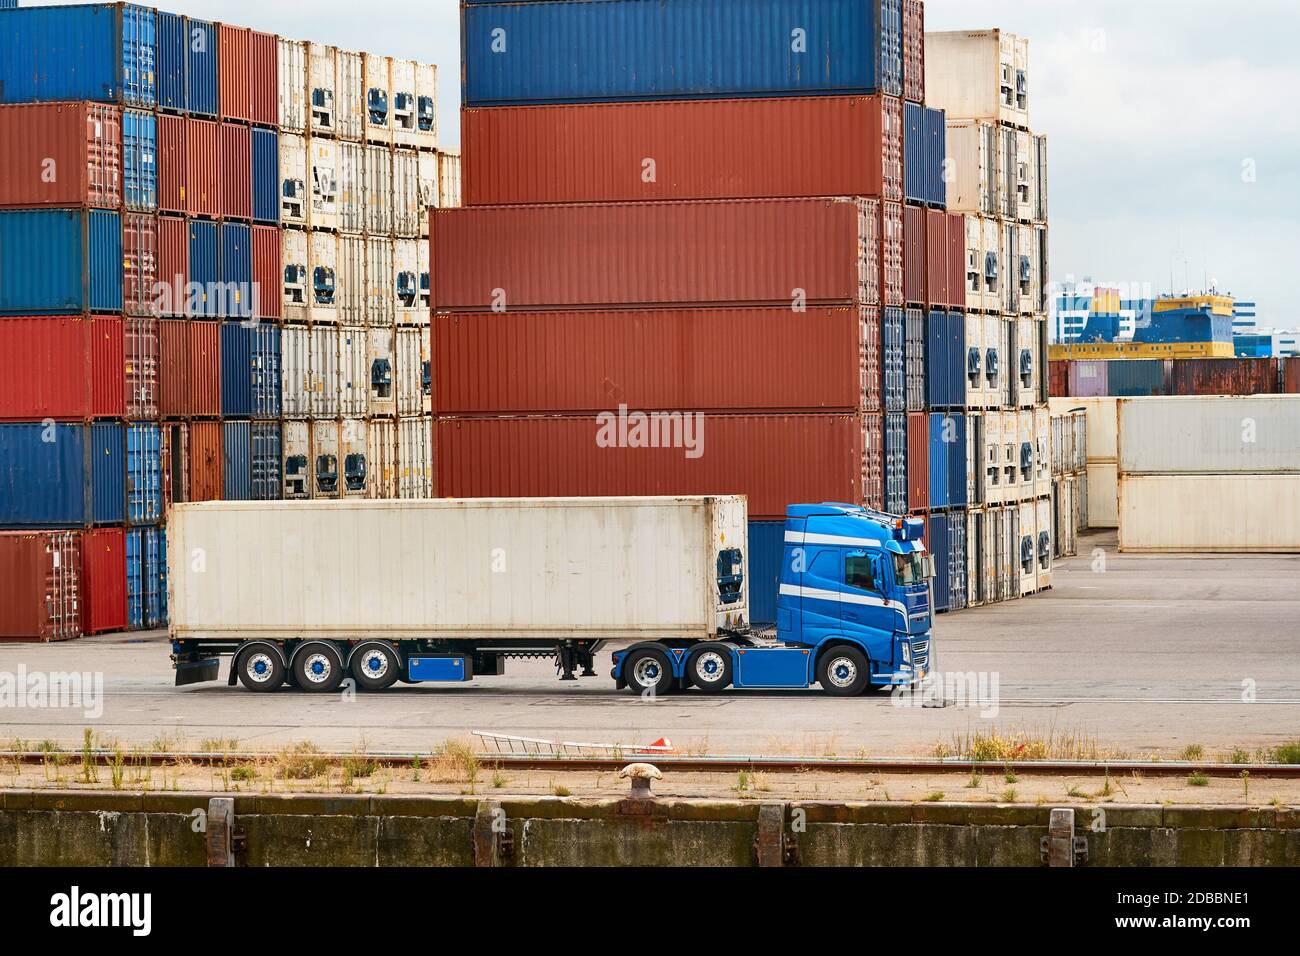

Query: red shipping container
(903, 0), (926, 104)
(1171, 358), (1280, 396)
(432, 198), (882, 312)
(0, 532), (82, 642)
(880, 201), (904, 307)
(156, 112), (187, 214)
(188, 420), (224, 502)
(903, 204), (926, 305)
(433, 306), (878, 415)
(924, 209), (948, 308)
(220, 121), (253, 219)
(123, 211), (158, 317)
(189, 320), (222, 417)
(435, 413), (877, 521)
(1049, 360), (1069, 398)
(162, 422), (186, 507)
(249, 31), (279, 127)
(1285, 358), (1300, 394)
(82, 527), (127, 635)
(0, 102), (121, 208)
(156, 215), (188, 317)
(907, 410), (929, 512)
(0, 316), (124, 421)
(218, 24), (253, 122)
(158, 319), (190, 417)
(185, 118), (221, 217)
(125, 316), (160, 420)
(252, 224), (282, 320)
(946, 213), (965, 309)
(463, 95), (904, 206)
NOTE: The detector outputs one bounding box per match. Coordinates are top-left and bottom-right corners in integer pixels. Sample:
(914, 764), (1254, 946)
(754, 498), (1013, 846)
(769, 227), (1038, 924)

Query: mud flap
(175, 657), (220, 686)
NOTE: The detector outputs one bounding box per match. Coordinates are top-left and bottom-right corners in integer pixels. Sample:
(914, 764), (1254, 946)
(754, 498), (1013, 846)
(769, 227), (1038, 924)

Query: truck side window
(845, 553), (878, 594)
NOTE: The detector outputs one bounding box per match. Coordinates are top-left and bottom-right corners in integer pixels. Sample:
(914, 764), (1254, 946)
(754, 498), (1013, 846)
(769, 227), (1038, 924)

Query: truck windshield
(894, 553), (927, 587)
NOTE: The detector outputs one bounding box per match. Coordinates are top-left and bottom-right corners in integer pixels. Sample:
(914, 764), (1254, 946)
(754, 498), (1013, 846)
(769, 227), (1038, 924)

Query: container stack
(1049, 409), (1087, 557)
(1049, 357), (1292, 399)
(440, 0), (960, 623)
(0, 2), (448, 640)
(923, 28), (1053, 610)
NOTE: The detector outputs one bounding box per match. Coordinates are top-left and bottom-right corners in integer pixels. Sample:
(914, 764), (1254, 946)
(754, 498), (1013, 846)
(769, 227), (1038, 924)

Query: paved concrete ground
(1, 532), (1297, 757)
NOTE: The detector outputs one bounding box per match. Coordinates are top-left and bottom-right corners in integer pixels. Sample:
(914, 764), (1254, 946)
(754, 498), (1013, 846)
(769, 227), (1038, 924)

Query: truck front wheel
(817, 646), (871, 697)
(623, 649), (675, 698)
(292, 643), (346, 694)
(236, 645), (286, 692)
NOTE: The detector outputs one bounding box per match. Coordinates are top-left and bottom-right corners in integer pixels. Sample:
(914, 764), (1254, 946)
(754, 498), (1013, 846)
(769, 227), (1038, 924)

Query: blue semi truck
(168, 498), (935, 698)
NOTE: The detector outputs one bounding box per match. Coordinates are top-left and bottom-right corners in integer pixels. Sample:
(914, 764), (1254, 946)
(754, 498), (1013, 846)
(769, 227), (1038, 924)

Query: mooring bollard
(206, 797), (235, 867)
(1041, 807), (1088, 867)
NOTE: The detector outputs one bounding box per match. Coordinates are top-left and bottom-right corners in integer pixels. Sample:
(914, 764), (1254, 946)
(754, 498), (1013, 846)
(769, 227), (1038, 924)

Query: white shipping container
(340, 419), (368, 497)
(307, 137), (338, 230)
(1033, 134), (1049, 222)
(337, 235), (366, 326)
(925, 30), (1030, 130)
(394, 239), (421, 323)
(278, 38), (307, 133)
(1049, 397), (1118, 460)
(392, 148), (420, 237)
(363, 53), (393, 145)
(977, 411), (1003, 506)
(1035, 497), (1053, 591)
(390, 58), (417, 148)
(308, 231), (338, 325)
(945, 121), (1001, 218)
(1015, 224), (1038, 315)
(282, 421), (311, 499)
(168, 496), (750, 641)
(438, 149), (461, 208)
(1033, 225), (1049, 314)
(1034, 405), (1052, 499)
(1118, 396), (1300, 475)
(306, 43), (338, 139)
(1016, 317), (1038, 406)
(1011, 129), (1036, 222)
(1119, 475), (1300, 553)
(339, 326), (368, 418)
(337, 50), (365, 142)
(308, 325), (339, 419)
(366, 417), (398, 499)
(398, 416), (432, 499)
(414, 62), (438, 152)
(363, 144), (393, 235)
(281, 229), (309, 325)
(961, 214), (1000, 315)
(365, 237), (395, 328)
(310, 421), (341, 499)
(1014, 409), (1035, 500)
(1017, 500), (1036, 596)
(396, 326), (427, 416)
(418, 151), (440, 235)
(279, 133), (308, 227)
(1087, 461), (1118, 529)
(418, 238), (430, 315)
(280, 326), (312, 418)
(337, 140), (364, 234)
(994, 504), (1017, 602)
(368, 325), (395, 417)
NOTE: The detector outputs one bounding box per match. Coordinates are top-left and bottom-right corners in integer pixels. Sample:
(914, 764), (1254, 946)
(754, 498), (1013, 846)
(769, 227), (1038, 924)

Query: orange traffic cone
(639, 737), (676, 755)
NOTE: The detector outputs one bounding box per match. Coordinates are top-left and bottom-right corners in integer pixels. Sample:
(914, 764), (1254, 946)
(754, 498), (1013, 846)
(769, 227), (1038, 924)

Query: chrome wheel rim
(632, 657), (663, 687)
(302, 652), (333, 685)
(828, 657), (858, 689)
(693, 652), (726, 684)
(360, 649), (389, 680)
(245, 653), (276, 684)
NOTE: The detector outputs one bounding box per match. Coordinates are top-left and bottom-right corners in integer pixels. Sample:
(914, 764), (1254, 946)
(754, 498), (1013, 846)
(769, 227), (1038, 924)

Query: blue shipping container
(156, 10), (187, 112)
(882, 306), (906, 412)
(220, 222), (252, 320)
(0, 3), (156, 106)
(122, 108), (157, 211)
(462, 0), (903, 105)
(223, 421), (252, 501)
(126, 525), (167, 630)
(220, 322), (282, 419)
(925, 310), (965, 408)
(747, 520), (785, 626)
(0, 209), (122, 315)
(186, 18), (218, 116)
(126, 422), (163, 526)
(251, 422), (283, 501)
(0, 422), (124, 528)
(884, 412), (907, 515)
(928, 511), (968, 613)
(251, 128), (280, 224)
(187, 219), (218, 317)
(928, 412), (968, 510)
(903, 101), (926, 205)
(924, 107), (947, 208)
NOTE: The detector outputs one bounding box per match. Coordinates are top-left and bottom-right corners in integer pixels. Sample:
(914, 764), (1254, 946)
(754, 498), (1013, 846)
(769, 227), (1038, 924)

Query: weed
(1188, 772), (1210, 787)
(1180, 744), (1204, 762)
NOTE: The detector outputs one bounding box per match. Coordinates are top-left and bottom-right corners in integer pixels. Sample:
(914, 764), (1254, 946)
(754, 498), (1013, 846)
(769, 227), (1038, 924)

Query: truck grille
(911, 641), (929, 669)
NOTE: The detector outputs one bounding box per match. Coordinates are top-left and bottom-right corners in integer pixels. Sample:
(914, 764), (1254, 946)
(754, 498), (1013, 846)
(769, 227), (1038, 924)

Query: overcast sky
(46, 0), (1298, 326)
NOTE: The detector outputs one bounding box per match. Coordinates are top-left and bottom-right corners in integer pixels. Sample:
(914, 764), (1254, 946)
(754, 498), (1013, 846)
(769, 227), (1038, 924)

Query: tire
(292, 642), (346, 694)
(817, 645), (871, 697)
(236, 645), (286, 693)
(623, 648), (675, 697)
(350, 643), (400, 692)
(686, 646), (733, 694)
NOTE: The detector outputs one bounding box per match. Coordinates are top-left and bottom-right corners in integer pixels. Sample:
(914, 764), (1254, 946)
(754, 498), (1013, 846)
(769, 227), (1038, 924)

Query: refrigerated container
(281, 227), (308, 324)
(1119, 475), (1300, 553)
(393, 148), (420, 237)
(414, 61), (438, 152)
(390, 58), (417, 148)
(398, 416), (433, 499)
(366, 417), (398, 499)
(925, 29), (1030, 130)
(943, 120), (1000, 218)
(0, 531), (82, 642)
(0, 103), (122, 209)
(363, 144), (393, 235)
(1013, 224), (1038, 314)
(1016, 501), (1037, 596)
(1117, 396), (1300, 475)
(368, 326), (396, 417)
(281, 325), (312, 418)
(394, 240), (421, 325)
(438, 149), (461, 207)
(365, 237), (395, 328)
(278, 37), (307, 132)
(310, 420), (342, 499)
(0, 316), (124, 421)
(961, 215), (1000, 313)
(418, 151), (441, 231)
(0, 208), (122, 315)
(1015, 317), (1039, 407)
(308, 137), (338, 230)
(337, 50), (364, 141)
(0, 423), (124, 528)
(279, 133), (308, 226)
(306, 42), (338, 138)
(462, 95), (905, 206)
(308, 230), (338, 325)
(418, 239), (431, 314)
(337, 140), (364, 234)
(363, 53), (393, 144)
(339, 326), (368, 418)
(338, 235), (367, 326)
(1034, 406), (1052, 499)
(1035, 497), (1053, 591)
(461, 0), (904, 105)
(309, 325), (340, 420)
(1034, 134), (1048, 222)
(340, 419), (369, 498)
(282, 420), (310, 499)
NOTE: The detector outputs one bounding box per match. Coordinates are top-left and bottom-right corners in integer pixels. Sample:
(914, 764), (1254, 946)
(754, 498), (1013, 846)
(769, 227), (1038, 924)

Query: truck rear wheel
(817, 646), (871, 697)
(292, 643), (346, 694)
(236, 645), (286, 693)
(686, 647), (732, 694)
(623, 649), (675, 698)
(350, 643), (400, 691)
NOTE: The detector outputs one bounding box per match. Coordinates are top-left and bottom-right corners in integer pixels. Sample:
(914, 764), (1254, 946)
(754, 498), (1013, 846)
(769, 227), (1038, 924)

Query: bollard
(206, 797), (235, 867)
(473, 799), (513, 867)
(1041, 808), (1088, 867)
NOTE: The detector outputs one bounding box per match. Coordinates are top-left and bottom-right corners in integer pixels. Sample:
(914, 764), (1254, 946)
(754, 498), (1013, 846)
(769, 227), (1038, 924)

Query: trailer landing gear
(556, 645), (598, 681)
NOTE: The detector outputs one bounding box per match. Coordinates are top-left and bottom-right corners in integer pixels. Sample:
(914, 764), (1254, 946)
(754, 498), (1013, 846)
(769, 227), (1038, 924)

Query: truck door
(793, 548), (843, 647)
(840, 549), (895, 643)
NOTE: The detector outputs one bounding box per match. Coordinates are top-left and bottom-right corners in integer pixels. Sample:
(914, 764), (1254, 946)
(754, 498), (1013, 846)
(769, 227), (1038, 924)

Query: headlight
(901, 642), (911, 664)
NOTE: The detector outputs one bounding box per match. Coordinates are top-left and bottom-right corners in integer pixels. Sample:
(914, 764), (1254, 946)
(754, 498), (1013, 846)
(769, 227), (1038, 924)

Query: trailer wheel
(236, 645), (286, 692)
(350, 643), (400, 691)
(817, 646), (871, 697)
(686, 647), (732, 694)
(292, 643), (346, 694)
(623, 649), (675, 698)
